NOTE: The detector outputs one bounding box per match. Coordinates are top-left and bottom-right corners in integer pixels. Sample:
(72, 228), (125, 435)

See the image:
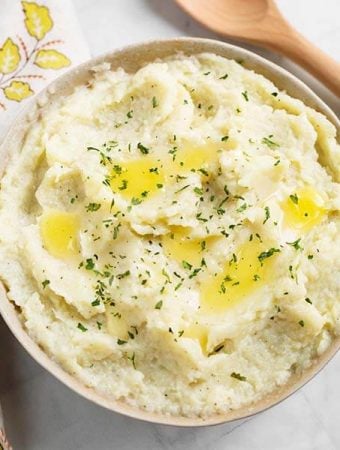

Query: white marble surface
(1, 1), (340, 449)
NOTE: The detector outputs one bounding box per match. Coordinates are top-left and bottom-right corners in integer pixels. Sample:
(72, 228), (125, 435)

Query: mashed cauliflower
(0, 53), (339, 417)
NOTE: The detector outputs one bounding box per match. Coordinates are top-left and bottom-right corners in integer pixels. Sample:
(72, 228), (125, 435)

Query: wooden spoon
(175, 0), (340, 96)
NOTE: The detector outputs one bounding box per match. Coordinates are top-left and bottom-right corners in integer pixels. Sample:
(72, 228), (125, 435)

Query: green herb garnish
(152, 96), (158, 108)
(286, 238), (303, 251)
(137, 143), (150, 154)
(113, 223), (121, 240)
(86, 203), (101, 212)
(262, 136), (279, 149)
(175, 184), (190, 194)
(189, 268), (201, 279)
(237, 203), (247, 213)
(194, 187), (204, 196)
(128, 352), (136, 369)
(112, 165), (122, 175)
(42, 279), (50, 289)
(289, 193), (299, 205)
(118, 179), (128, 190)
(258, 248), (280, 265)
(131, 197), (142, 206)
(242, 91), (249, 101)
(85, 258), (95, 270)
(155, 300), (163, 310)
(231, 372), (247, 381)
(263, 206), (270, 224)
(117, 270), (130, 279)
(77, 323), (88, 332)
(182, 260), (192, 270)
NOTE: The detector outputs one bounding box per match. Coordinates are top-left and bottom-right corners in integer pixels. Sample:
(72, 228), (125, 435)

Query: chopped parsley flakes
(286, 238), (303, 251)
(182, 260), (192, 270)
(137, 143), (150, 154)
(262, 136), (279, 149)
(77, 323), (88, 332)
(289, 193), (299, 205)
(258, 248), (280, 265)
(152, 96), (158, 108)
(242, 91), (249, 101)
(263, 206), (270, 224)
(85, 258), (95, 270)
(42, 279), (50, 289)
(86, 202), (101, 212)
(231, 372), (247, 382)
(131, 197), (142, 206)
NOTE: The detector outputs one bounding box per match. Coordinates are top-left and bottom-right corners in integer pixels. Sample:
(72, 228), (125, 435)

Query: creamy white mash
(0, 53), (339, 417)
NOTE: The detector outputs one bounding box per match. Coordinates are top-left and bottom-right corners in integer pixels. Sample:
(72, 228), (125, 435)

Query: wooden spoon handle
(269, 27), (340, 97)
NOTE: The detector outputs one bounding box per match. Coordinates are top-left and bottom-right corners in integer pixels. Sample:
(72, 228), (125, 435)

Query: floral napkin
(0, 0), (89, 446)
(0, 0), (90, 140)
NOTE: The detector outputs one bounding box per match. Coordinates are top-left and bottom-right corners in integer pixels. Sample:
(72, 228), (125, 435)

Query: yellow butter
(200, 239), (278, 314)
(281, 187), (326, 231)
(40, 210), (79, 259)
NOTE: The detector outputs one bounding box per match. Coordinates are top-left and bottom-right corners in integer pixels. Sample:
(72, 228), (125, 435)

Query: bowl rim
(0, 37), (339, 427)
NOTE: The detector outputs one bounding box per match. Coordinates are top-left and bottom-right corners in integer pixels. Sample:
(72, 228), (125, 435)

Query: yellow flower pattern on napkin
(0, 1), (71, 108)
(0, 39), (21, 74)
(23, 1), (53, 40)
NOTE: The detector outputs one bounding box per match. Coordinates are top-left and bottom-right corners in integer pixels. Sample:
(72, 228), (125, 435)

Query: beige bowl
(0, 38), (339, 427)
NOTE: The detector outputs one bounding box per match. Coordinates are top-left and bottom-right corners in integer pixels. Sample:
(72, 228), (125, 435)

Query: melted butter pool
(110, 157), (165, 200)
(109, 141), (225, 201)
(281, 187), (326, 231)
(171, 141), (222, 176)
(200, 239), (278, 314)
(40, 211), (79, 259)
(162, 226), (217, 267)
